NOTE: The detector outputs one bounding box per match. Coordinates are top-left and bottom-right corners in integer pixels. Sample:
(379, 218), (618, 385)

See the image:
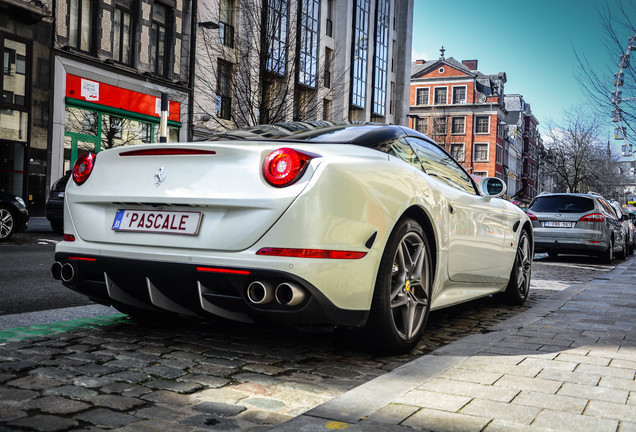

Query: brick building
(409, 54), (507, 179)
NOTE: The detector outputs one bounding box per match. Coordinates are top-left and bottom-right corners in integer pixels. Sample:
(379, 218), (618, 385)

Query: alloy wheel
(389, 231), (430, 340)
(0, 208), (14, 239)
(515, 232), (532, 298)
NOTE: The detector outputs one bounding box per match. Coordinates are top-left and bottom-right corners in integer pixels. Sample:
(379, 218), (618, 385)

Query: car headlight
(15, 197), (26, 207)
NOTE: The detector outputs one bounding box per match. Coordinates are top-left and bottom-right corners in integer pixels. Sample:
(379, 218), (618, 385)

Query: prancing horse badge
(154, 167), (166, 186)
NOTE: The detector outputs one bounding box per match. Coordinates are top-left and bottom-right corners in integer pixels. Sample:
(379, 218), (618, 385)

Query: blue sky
(411, 0), (630, 135)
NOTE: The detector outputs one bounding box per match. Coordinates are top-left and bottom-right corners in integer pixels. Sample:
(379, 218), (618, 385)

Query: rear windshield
(529, 195), (595, 213)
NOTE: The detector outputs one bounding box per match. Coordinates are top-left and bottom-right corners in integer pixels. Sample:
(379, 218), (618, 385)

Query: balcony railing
(219, 22), (234, 48)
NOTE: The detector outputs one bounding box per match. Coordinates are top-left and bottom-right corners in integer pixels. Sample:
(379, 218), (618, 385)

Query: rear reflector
(196, 267), (250, 275)
(63, 234), (76, 242)
(120, 148), (216, 156)
(257, 248), (367, 259)
(69, 256), (97, 261)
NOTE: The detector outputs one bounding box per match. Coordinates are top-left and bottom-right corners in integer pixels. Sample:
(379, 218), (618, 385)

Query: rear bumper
(534, 238), (608, 255)
(53, 252), (368, 328)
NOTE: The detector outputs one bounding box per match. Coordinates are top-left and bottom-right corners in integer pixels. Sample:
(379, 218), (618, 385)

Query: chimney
(462, 59), (478, 70)
(416, 59), (425, 64)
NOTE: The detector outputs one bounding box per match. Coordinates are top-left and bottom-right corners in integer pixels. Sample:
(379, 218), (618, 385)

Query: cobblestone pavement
(0, 256), (613, 431)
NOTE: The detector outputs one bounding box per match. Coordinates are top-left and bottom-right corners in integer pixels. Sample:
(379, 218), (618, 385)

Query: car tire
(617, 242), (627, 260)
(50, 221), (64, 234)
(500, 230), (532, 306)
(365, 218), (432, 353)
(602, 238), (614, 264)
(0, 205), (16, 242)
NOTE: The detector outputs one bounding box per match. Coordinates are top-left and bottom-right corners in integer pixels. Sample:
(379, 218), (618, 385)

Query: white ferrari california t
(52, 123), (533, 353)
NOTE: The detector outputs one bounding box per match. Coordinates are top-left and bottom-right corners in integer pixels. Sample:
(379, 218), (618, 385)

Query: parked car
(527, 192), (627, 262)
(609, 201), (635, 256)
(45, 171), (71, 234)
(0, 189), (29, 241)
(52, 123), (533, 353)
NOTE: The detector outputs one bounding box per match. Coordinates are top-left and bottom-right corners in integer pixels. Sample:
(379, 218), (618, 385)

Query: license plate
(112, 209), (202, 235)
(543, 221), (573, 228)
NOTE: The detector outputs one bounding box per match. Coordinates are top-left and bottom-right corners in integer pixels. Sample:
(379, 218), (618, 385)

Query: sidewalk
(274, 257), (636, 432)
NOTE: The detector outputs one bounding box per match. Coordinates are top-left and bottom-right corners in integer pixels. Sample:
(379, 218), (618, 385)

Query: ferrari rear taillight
(263, 148), (314, 187)
(580, 213), (605, 223)
(72, 153), (96, 185)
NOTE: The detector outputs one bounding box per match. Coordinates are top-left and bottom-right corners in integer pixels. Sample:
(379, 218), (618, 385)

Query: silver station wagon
(527, 192), (627, 263)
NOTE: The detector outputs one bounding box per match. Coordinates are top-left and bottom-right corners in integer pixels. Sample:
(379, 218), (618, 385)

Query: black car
(45, 171), (71, 234)
(0, 189), (29, 241)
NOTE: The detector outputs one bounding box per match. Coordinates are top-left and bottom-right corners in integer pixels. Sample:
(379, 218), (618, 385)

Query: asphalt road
(0, 219), (95, 316)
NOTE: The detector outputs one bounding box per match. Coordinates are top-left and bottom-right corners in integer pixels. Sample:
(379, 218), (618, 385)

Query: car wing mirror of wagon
(479, 177), (507, 198)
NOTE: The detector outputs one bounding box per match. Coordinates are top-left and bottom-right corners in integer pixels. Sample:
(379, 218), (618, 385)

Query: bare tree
(542, 109), (627, 197)
(193, 0), (346, 134)
(575, 0), (636, 149)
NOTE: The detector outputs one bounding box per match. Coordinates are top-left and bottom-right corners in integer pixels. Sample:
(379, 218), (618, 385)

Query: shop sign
(66, 74), (180, 122)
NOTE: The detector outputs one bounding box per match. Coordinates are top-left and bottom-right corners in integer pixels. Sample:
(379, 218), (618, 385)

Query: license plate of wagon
(543, 221), (573, 228)
(112, 209), (202, 235)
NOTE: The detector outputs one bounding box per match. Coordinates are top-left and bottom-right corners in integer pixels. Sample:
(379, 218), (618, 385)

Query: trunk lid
(65, 142), (316, 251)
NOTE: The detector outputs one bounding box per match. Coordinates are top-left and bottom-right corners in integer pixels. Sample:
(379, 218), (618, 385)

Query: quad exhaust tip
(51, 262), (62, 280)
(275, 282), (306, 307)
(51, 261), (76, 283)
(246, 281), (274, 304)
(245, 280), (307, 307)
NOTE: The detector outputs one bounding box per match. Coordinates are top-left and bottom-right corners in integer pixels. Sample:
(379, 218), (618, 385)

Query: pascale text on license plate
(543, 221), (573, 228)
(112, 209), (202, 235)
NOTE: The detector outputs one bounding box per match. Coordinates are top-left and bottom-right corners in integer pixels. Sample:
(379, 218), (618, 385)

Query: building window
(113, 0), (133, 65)
(473, 170), (488, 177)
(416, 88), (428, 105)
(452, 86), (466, 104)
(496, 144), (503, 164)
(68, 0), (93, 52)
(433, 117), (446, 135)
(434, 87), (447, 105)
(323, 99), (332, 120)
(414, 117), (428, 135)
(451, 117), (465, 134)
(150, 2), (170, 76)
(474, 143), (489, 161)
(219, 0), (234, 47)
(216, 60), (231, 120)
(297, 0), (319, 88)
(450, 143), (464, 161)
(266, 0), (289, 76)
(326, 0), (333, 36)
(372, 0), (389, 116)
(0, 36), (29, 143)
(475, 115), (489, 134)
(350, 0), (369, 109)
(324, 48), (332, 88)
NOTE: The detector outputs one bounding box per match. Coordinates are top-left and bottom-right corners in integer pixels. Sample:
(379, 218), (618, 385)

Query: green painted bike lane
(0, 314), (130, 343)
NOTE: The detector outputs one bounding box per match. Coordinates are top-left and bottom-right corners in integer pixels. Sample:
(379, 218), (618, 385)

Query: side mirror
(479, 177), (507, 198)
